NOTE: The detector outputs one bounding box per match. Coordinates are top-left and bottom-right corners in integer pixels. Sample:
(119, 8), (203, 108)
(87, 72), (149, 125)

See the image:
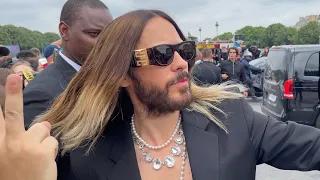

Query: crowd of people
(1, 0), (320, 180)
(191, 46), (266, 99)
(0, 42), (61, 89)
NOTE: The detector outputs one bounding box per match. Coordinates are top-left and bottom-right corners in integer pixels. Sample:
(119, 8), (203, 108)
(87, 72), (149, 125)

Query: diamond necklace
(132, 126), (185, 169)
(131, 115), (188, 179)
(131, 114), (181, 150)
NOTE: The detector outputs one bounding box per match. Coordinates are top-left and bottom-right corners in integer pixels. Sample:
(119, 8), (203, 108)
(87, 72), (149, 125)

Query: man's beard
(130, 71), (193, 117)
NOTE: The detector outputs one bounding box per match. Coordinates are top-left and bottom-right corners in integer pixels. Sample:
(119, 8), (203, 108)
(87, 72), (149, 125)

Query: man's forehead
(74, 7), (112, 29)
(137, 17), (182, 49)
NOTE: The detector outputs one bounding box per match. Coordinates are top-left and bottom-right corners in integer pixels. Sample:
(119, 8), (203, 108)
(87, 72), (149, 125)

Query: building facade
(294, 15), (320, 28)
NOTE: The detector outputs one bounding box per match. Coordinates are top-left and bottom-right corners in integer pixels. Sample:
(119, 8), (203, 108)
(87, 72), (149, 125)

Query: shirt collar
(59, 51), (81, 72)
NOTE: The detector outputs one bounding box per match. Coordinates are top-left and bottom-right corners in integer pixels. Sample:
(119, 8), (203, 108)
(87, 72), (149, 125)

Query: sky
(1, 0), (320, 40)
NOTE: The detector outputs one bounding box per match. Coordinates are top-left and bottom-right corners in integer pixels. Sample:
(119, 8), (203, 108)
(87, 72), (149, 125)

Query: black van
(261, 45), (320, 128)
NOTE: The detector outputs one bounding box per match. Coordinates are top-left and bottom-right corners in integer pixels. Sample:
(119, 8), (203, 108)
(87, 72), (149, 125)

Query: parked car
(249, 57), (267, 97)
(261, 45), (320, 128)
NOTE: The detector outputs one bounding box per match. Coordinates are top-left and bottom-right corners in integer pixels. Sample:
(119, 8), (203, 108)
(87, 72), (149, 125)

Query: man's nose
(170, 51), (188, 72)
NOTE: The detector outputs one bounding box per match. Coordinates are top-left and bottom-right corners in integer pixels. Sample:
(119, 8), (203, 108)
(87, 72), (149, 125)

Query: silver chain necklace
(131, 115), (187, 180)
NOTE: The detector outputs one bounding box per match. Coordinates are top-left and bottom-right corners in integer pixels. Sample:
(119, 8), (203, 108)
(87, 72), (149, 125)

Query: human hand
(222, 74), (229, 80)
(0, 74), (58, 180)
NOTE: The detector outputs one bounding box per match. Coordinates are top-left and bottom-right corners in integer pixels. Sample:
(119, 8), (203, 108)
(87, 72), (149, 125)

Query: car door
(262, 48), (288, 120)
(292, 51), (320, 126)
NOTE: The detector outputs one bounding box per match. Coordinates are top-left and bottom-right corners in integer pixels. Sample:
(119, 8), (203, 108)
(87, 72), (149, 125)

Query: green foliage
(297, 21), (320, 44)
(212, 32), (234, 41)
(0, 24), (60, 51)
(236, 26), (266, 47)
(2, 21), (320, 51)
(203, 21), (320, 47)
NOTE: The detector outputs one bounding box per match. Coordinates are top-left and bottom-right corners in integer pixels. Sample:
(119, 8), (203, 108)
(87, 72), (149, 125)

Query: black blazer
(23, 54), (77, 127)
(56, 99), (320, 180)
(192, 61), (222, 85)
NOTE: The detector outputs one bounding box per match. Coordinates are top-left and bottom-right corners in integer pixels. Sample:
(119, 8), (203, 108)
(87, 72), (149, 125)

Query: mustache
(167, 71), (190, 87)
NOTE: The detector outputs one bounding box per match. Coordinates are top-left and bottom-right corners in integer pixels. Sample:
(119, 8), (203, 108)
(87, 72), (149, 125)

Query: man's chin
(173, 93), (193, 105)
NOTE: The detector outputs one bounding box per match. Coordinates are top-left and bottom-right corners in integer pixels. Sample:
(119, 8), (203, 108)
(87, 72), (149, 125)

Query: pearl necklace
(131, 115), (181, 150)
(131, 115), (187, 180)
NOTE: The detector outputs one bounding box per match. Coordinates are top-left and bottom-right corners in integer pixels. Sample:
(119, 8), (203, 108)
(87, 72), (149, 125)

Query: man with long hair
(1, 10), (320, 180)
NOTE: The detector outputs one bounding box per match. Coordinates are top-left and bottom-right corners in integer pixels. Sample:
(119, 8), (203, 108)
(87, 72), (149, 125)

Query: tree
(297, 21), (320, 44)
(285, 27), (298, 45)
(43, 32), (60, 45)
(261, 23), (289, 47)
(235, 26), (266, 47)
(0, 26), (11, 45)
(0, 24), (60, 51)
(212, 32), (233, 41)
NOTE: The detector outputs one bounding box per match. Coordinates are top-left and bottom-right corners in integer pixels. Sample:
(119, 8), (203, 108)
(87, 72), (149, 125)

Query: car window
(264, 50), (287, 82)
(267, 50), (287, 71)
(304, 52), (320, 76)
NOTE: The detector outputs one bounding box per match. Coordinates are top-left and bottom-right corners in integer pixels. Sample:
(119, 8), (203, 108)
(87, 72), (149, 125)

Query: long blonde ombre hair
(33, 10), (242, 155)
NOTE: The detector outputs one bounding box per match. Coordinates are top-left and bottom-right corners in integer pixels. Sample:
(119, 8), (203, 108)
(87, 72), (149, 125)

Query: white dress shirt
(59, 51), (81, 72)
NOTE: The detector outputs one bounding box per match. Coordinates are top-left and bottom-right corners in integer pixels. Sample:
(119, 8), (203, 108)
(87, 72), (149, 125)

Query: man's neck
(230, 58), (236, 62)
(202, 58), (212, 62)
(132, 109), (180, 146)
(61, 45), (82, 66)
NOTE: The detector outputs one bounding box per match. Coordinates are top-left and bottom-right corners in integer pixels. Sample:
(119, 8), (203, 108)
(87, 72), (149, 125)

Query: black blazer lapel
(106, 119), (141, 180)
(70, 119), (141, 180)
(54, 53), (78, 88)
(182, 110), (220, 180)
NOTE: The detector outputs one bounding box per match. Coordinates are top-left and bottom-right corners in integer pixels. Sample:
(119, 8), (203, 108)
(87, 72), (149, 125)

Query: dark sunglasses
(131, 41), (196, 67)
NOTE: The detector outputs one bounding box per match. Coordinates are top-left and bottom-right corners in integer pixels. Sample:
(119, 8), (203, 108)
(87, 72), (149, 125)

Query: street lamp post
(199, 27), (202, 42)
(215, 22), (219, 38)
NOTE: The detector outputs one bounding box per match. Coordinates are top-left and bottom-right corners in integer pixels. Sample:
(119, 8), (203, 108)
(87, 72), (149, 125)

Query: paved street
(247, 98), (320, 180)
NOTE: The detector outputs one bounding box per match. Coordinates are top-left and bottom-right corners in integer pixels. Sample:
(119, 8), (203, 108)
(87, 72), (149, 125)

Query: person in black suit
(3, 9), (320, 180)
(191, 48), (222, 86)
(23, 0), (113, 127)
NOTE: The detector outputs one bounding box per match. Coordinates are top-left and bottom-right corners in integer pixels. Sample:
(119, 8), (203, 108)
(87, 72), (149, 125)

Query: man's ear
(59, 21), (70, 41)
(120, 75), (131, 88)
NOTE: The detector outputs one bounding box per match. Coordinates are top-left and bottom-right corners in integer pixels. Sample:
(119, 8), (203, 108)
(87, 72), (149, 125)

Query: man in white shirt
(23, 0), (113, 127)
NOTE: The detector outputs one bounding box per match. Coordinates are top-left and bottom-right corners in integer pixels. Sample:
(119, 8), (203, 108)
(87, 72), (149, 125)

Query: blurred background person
(240, 51), (262, 99)
(0, 45), (10, 58)
(30, 48), (41, 60)
(260, 47), (269, 57)
(11, 60), (36, 89)
(43, 44), (60, 65)
(11, 60), (34, 75)
(248, 46), (261, 60)
(16, 50), (41, 72)
(192, 48), (222, 86)
(212, 48), (219, 65)
(0, 56), (14, 69)
(220, 46), (228, 61)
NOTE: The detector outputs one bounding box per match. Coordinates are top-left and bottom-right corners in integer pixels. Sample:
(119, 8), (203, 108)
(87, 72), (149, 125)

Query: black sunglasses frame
(131, 41), (196, 67)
